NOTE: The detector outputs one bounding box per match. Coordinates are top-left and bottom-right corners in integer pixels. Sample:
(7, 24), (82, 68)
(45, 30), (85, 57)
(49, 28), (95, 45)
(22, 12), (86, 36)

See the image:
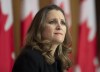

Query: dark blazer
(12, 46), (62, 72)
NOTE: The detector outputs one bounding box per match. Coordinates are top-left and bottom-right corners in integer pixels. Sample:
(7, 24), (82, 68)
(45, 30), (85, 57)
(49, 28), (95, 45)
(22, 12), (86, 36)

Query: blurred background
(0, 0), (100, 72)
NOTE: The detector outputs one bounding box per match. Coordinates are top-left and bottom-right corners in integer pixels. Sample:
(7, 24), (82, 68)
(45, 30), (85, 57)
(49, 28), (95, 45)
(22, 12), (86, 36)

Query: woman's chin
(52, 39), (64, 44)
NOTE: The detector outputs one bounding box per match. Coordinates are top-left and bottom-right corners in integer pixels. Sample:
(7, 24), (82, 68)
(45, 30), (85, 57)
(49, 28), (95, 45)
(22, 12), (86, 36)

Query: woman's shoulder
(12, 46), (44, 71)
(16, 46), (44, 63)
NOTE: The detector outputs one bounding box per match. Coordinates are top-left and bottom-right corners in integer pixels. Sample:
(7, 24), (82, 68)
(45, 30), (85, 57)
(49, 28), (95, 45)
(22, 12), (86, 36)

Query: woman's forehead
(46, 10), (65, 20)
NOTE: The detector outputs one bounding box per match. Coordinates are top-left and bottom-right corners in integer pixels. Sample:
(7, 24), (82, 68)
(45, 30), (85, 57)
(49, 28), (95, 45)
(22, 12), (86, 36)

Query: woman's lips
(54, 32), (63, 35)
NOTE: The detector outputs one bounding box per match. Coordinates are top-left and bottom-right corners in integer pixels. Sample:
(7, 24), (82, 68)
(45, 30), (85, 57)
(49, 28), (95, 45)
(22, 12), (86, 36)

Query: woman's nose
(56, 23), (62, 30)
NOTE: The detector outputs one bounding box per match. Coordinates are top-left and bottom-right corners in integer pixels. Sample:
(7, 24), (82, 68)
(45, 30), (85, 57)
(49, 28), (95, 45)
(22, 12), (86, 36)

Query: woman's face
(42, 10), (67, 44)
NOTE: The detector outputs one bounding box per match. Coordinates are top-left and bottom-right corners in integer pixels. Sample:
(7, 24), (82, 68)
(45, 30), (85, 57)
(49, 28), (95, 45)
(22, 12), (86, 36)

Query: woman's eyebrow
(61, 19), (65, 22)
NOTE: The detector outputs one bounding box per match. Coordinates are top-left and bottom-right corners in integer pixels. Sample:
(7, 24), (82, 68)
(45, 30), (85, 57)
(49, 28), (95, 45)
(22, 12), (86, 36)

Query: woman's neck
(50, 44), (59, 56)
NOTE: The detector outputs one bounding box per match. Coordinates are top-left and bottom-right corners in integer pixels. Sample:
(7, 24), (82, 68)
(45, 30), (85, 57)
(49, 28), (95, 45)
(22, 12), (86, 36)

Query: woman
(12, 4), (72, 72)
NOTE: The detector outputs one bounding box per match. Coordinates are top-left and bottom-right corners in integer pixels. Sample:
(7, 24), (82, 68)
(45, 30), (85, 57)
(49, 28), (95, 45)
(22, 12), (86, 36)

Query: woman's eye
(61, 21), (66, 25)
(48, 20), (57, 24)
